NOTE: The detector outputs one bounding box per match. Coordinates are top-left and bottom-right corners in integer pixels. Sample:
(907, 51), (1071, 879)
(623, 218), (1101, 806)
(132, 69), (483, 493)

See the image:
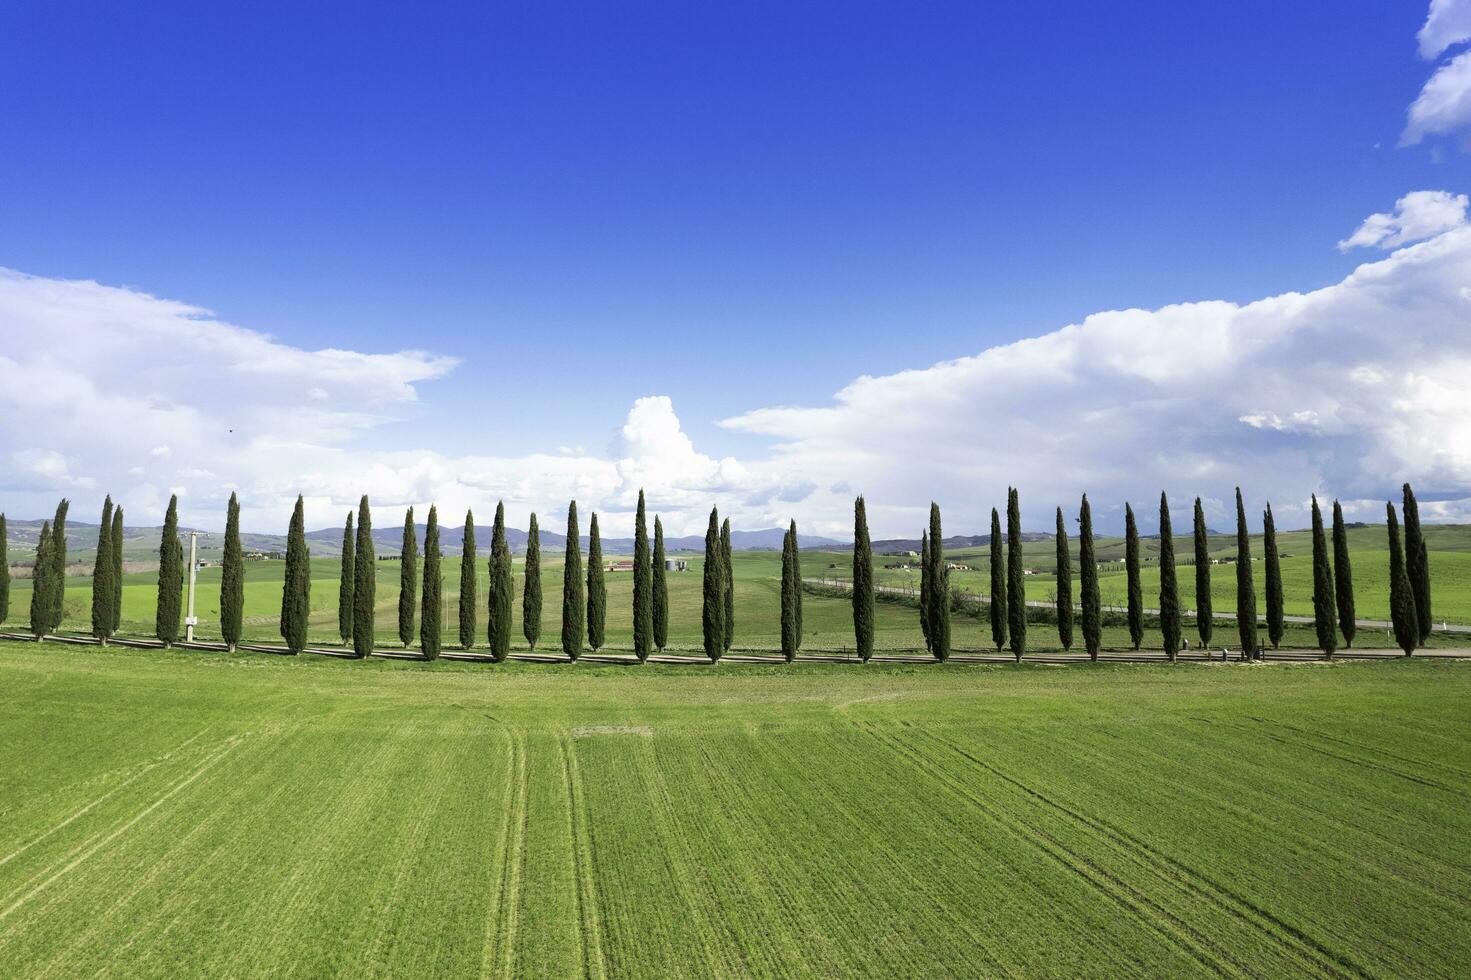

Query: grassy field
(0, 641), (1466, 975)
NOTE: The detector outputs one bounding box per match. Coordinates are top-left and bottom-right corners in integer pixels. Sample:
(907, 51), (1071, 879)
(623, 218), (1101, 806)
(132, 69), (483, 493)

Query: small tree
(562, 502), (584, 661)
(1007, 488), (1026, 662)
(0, 514), (9, 626)
(587, 512), (606, 652)
(852, 496), (875, 662)
(30, 521), (53, 638)
(1159, 493), (1181, 661)
(652, 516), (668, 652)
(523, 514), (542, 651)
(1332, 500), (1356, 648)
(919, 531), (932, 653)
(338, 512), (355, 645)
(1310, 495), (1337, 658)
(928, 503), (950, 661)
(1054, 507), (1073, 651)
(352, 495), (375, 658)
(458, 511), (477, 649)
(633, 490), (653, 662)
(1235, 488), (1258, 656)
(398, 507), (418, 647)
(1193, 497), (1213, 648)
(110, 506), (123, 634)
(280, 495), (311, 654)
(721, 518), (734, 652)
(702, 507), (725, 662)
(1263, 503), (1284, 649)
(781, 521), (801, 662)
(988, 508), (1006, 653)
(221, 492), (245, 653)
(1403, 483), (1433, 644)
(488, 501), (513, 662)
(421, 505), (442, 660)
(1124, 503), (1143, 650)
(1387, 502), (1417, 656)
(1079, 495), (1101, 661)
(91, 496), (116, 644)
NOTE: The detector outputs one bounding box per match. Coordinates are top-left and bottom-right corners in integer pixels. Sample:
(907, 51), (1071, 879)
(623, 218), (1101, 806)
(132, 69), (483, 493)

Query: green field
(0, 641), (1466, 975)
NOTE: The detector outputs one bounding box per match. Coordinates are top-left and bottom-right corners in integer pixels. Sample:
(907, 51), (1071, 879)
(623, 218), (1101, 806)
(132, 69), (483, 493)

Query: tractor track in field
(483, 730), (528, 979)
(560, 734), (608, 980)
(1269, 721), (1471, 781)
(914, 727), (1373, 980)
(1238, 717), (1471, 797)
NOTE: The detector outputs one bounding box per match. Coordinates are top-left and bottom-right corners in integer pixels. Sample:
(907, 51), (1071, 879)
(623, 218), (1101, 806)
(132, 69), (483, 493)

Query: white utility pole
(185, 531), (199, 643)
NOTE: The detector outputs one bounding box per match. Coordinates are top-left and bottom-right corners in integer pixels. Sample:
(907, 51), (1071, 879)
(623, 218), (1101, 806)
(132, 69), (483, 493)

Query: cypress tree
(523, 514), (542, 651)
(110, 506), (123, 633)
(852, 496), (875, 662)
(30, 521), (53, 638)
(398, 507), (417, 647)
(1124, 503), (1144, 651)
(1159, 493), (1181, 661)
(721, 517), (734, 652)
(0, 514), (9, 625)
(1310, 495), (1337, 658)
(352, 495), (375, 658)
(919, 531), (932, 652)
(794, 521), (803, 648)
(781, 522), (799, 662)
(562, 502), (584, 661)
(1402, 483), (1432, 643)
(221, 492), (244, 652)
(156, 496), (182, 646)
(1235, 488), (1258, 656)
(488, 501), (512, 662)
(928, 503), (950, 661)
(633, 490), (653, 662)
(702, 507), (725, 662)
(338, 512), (355, 645)
(458, 511), (477, 649)
(988, 508), (1007, 653)
(1193, 497), (1213, 648)
(1332, 500), (1356, 648)
(91, 496), (116, 643)
(1263, 503), (1284, 650)
(421, 505), (442, 659)
(652, 516), (668, 652)
(1079, 495), (1101, 660)
(1007, 488), (1026, 662)
(1387, 502), (1417, 656)
(587, 512), (606, 652)
(281, 494), (311, 654)
(48, 499), (69, 632)
(1054, 507), (1073, 651)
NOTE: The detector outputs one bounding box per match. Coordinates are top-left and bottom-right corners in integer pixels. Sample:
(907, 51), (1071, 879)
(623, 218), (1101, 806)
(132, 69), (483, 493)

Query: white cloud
(1403, 50), (1471, 146)
(1419, 0), (1471, 59)
(1338, 190), (1469, 249)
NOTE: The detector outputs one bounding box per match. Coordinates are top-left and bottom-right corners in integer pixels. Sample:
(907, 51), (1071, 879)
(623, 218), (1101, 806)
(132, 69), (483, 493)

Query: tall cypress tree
(1402, 483), (1432, 643)
(221, 492), (244, 652)
(281, 494), (311, 654)
(338, 512), (355, 645)
(352, 495), (375, 658)
(1054, 507), (1073, 651)
(721, 517), (734, 652)
(1263, 503), (1284, 650)
(928, 503), (950, 662)
(919, 531), (932, 653)
(1079, 495), (1101, 661)
(91, 496), (116, 643)
(1159, 493), (1181, 661)
(702, 507), (725, 662)
(1124, 503), (1144, 650)
(156, 496), (182, 646)
(587, 512), (606, 652)
(48, 499), (69, 632)
(1310, 495), (1337, 658)
(633, 490), (653, 662)
(399, 507), (418, 647)
(488, 501), (512, 662)
(110, 506), (123, 633)
(1332, 500), (1356, 648)
(652, 516), (668, 652)
(523, 514), (542, 651)
(852, 496), (875, 662)
(562, 502), (584, 661)
(793, 520), (803, 650)
(988, 508), (1006, 652)
(30, 521), (53, 638)
(0, 514), (9, 626)
(1234, 488), (1258, 656)
(458, 511), (477, 649)
(1193, 497), (1213, 649)
(421, 505), (442, 659)
(1007, 488), (1026, 662)
(781, 522), (800, 662)
(1387, 502), (1417, 657)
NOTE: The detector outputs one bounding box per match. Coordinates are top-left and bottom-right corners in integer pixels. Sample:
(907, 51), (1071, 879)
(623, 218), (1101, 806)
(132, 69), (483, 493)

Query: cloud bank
(1405, 0), (1471, 146)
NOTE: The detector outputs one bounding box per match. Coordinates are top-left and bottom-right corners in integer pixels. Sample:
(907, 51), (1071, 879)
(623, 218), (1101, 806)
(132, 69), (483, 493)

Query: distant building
(665, 558), (688, 572)
(606, 560), (636, 572)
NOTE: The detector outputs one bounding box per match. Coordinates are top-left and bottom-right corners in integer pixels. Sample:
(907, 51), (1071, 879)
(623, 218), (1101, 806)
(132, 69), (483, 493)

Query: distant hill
(305, 523), (846, 556)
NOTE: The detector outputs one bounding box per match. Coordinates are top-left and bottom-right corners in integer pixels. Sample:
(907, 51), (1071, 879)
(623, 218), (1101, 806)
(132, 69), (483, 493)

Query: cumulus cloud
(1403, 50), (1471, 146)
(1419, 0), (1471, 60)
(1339, 190), (1469, 250)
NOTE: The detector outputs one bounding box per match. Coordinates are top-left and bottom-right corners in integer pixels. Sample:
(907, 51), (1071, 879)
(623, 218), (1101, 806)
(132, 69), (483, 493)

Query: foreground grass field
(0, 642), (1466, 976)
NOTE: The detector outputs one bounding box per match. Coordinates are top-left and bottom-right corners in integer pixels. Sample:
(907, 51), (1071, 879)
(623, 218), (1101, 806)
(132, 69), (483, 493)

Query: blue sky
(2, 1), (1470, 536)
